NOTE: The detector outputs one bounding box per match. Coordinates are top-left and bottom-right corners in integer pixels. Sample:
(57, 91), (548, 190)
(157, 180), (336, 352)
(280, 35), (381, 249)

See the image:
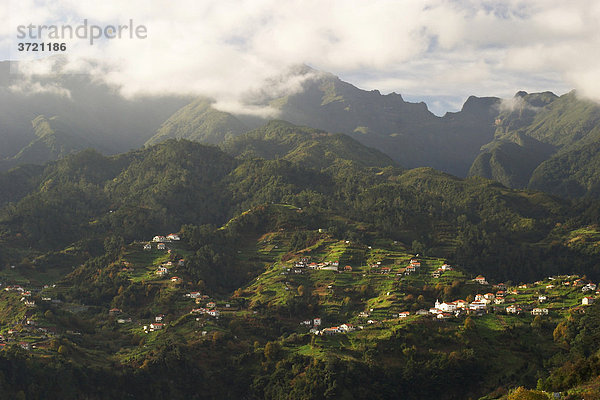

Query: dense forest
(1, 134), (599, 282)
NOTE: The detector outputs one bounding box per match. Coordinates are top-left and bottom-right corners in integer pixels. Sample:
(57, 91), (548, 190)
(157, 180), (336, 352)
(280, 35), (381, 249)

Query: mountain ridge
(221, 120), (400, 169)
(6, 63), (600, 201)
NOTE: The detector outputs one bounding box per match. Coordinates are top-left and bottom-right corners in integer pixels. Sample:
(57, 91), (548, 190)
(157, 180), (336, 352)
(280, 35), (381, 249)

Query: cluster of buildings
(0, 284), (62, 350)
(145, 322), (163, 332)
(431, 263), (453, 278)
(191, 308), (220, 317)
(143, 233), (181, 251)
(404, 258), (421, 274)
(286, 256), (443, 278)
(314, 323), (356, 335)
(297, 258), (339, 270)
(152, 234), (181, 242)
(0, 322), (57, 351)
(143, 300), (224, 333)
(428, 297), (488, 319)
(367, 257), (428, 276)
(190, 299), (232, 319)
(287, 258), (341, 274)
(154, 259), (185, 277)
(426, 275), (599, 319)
(307, 319), (362, 335)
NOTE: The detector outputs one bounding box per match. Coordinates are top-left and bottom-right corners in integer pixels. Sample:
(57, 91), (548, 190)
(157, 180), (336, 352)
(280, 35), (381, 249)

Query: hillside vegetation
(469, 91), (600, 197)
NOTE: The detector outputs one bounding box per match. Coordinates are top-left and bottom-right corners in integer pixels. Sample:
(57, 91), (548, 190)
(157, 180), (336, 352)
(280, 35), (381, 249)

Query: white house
(582, 297), (595, 305)
(506, 305), (520, 314)
(532, 308), (549, 316)
(439, 302), (457, 312)
(157, 243), (166, 250)
(474, 276), (488, 285)
(167, 234), (181, 241)
(143, 244), (152, 251)
(469, 301), (487, 311)
(583, 283), (597, 292)
(455, 300), (468, 309)
(153, 236), (166, 242)
(321, 327), (339, 335)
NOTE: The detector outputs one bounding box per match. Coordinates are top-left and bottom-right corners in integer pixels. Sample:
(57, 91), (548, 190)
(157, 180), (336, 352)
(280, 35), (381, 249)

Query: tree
(411, 240), (425, 255)
(264, 341), (282, 362)
(443, 285), (454, 299)
(464, 316), (475, 331)
(553, 321), (569, 348)
(507, 387), (549, 400)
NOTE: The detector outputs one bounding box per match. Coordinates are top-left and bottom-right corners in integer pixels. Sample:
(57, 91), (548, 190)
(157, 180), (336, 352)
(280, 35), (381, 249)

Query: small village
(0, 229), (598, 364)
(277, 252), (599, 336)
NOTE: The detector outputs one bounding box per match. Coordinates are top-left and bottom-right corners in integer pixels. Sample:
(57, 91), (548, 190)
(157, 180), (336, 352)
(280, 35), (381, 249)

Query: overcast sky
(2, 0), (598, 115)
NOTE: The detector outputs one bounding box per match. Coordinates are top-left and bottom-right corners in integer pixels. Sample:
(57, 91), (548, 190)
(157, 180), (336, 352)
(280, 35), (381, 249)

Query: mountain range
(144, 67), (501, 177)
(3, 62), (600, 199)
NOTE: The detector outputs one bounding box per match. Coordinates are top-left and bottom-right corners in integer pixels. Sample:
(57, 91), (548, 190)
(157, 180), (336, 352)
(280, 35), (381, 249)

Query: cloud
(498, 95), (540, 113)
(2, 0), (599, 115)
(8, 78), (72, 98)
